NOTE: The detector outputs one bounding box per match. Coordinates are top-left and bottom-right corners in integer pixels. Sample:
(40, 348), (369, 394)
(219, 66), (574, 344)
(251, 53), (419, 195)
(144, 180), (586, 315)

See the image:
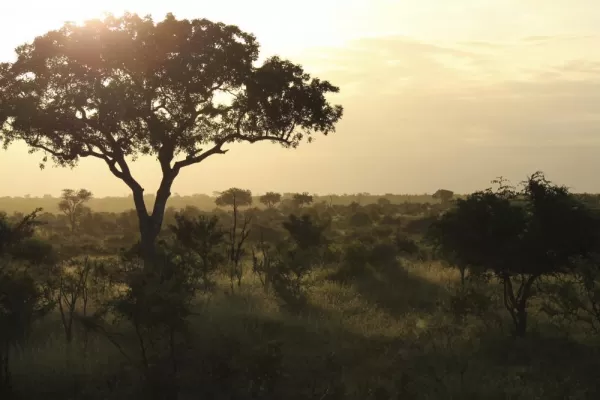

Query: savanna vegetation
(1, 12), (600, 400)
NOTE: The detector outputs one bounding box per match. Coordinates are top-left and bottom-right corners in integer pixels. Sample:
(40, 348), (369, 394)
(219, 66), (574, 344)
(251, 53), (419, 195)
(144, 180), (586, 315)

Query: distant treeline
(0, 193), (445, 214)
(2, 192), (600, 215)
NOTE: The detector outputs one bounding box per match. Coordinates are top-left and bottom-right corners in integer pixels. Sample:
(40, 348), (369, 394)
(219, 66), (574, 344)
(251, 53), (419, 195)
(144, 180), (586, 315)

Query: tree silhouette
(432, 189), (454, 204)
(58, 188), (93, 234)
(0, 13), (343, 265)
(0, 209), (54, 394)
(429, 173), (599, 336)
(170, 213), (226, 290)
(215, 188), (253, 211)
(259, 192), (282, 209)
(292, 192), (313, 208)
(215, 188), (253, 290)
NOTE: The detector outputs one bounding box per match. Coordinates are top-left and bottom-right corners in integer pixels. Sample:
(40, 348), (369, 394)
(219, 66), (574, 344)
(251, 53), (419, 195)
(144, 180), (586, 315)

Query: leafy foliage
(58, 188), (93, 234)
(0, 210), (54, 393)
(215, 188), (253, 209)
(170, 213), (227, 290)
(259, 192), (282, 208)
(0, 12), (343, 266)
(542, 254), (600, 335)
(433, 189), (454, 203)
(428, 172), (600, 336)
(292, 192), (314, 208)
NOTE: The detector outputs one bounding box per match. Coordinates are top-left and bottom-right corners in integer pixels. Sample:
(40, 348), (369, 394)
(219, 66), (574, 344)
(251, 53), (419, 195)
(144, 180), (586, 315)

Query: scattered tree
(292, 192), (314, 208)
(433, 189), (454, 204)
(170, 213), (226, 290)
(542, 254), (600, 335)
(216, 188), (253, 290)
(377, 197), (391, 207)
(429, 173), (599, 336)
(349, 211), (372, 228)
(259, 192), (282, 209)
(0, 209), (54, 394)
(58, 188), (93, 234)
(253, 215), (327, 310)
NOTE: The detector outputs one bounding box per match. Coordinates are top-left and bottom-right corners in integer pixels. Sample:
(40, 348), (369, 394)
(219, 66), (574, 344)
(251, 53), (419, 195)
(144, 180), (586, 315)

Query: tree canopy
(292, 192), (313, 208)
(0, 13), (342, 172)
(432, 189), (454, 203)
(215, 188), (253, 209)
(428, 172), (600, 335)
(259, 192), (282, 208)
(58, 188), (93, 233)
(0, 13), (343, 261)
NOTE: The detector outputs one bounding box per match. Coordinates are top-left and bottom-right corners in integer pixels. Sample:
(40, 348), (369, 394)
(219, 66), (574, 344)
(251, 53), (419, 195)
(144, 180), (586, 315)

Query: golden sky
(1, 0), (600, 196)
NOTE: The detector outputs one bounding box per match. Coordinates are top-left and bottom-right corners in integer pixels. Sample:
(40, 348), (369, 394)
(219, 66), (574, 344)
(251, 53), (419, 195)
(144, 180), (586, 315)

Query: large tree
(0, 13), (343, 265)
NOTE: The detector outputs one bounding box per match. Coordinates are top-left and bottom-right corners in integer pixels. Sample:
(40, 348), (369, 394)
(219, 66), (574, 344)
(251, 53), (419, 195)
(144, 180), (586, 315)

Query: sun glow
(2, 1), (600, 196)
(2, 0), (359, 61)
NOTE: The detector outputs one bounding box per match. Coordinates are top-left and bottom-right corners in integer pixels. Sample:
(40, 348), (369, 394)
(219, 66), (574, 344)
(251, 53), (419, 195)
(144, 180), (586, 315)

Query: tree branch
(172, 132), (292, 172)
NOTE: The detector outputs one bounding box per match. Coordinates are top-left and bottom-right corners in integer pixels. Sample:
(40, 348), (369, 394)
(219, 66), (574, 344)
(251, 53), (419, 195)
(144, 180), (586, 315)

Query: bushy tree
(170, 213), (226, 290)
(292, 192), (313, 208)
(377, 197), (392, 207)
(348, 211), (372, 228)
(0, 210), (54, 394)
(253, 215), (328, 310)
(216, 188), (253, 290)
(0, 13), (343, 266)
(542, 254), (600, 335)
(259, 192), (282, 209)
(215, 188), (253, 210)
(433, 189), (454, 204)
(282, 214), (328, 251)
(58, 188), (93, 234)
(429, 173), (599, 336)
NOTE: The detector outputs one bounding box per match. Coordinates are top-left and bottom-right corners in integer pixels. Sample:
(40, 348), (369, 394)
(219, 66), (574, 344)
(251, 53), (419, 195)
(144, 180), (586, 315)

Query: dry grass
(8, 259), (600, 399)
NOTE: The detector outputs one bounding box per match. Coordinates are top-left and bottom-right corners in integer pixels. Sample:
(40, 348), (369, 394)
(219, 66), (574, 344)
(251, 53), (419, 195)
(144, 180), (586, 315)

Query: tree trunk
(0, 339), (10, 395)
(132, 171), (175, 268)
(502, 273), (538, 338)
(514, 305), (528, 337)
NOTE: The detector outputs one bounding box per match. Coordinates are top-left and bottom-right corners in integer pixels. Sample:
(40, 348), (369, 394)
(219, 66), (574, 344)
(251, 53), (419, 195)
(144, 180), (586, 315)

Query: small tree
(58, 188), (93, 234)
(170, 213), (226, 290)
(0, 209), (54, 394)
(542, 254), (600, 335)
(216, 188), (253, 290)
(292, 192), (313, 208)
(429, 173), (599, 336)
(349, 211), (372, 228)
(253, 215), (327, 310)
(259, 192), (282, 209)
(433, 189), (454, 204)
(109, 250), (196, 399)
(377, 197), (391, 206)
(282, 214), (328, 252)
(54, 257), (97, 347)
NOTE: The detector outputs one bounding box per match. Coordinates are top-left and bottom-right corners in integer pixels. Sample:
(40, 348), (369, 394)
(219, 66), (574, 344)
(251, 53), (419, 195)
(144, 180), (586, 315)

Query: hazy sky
(1, 0), (600, 196)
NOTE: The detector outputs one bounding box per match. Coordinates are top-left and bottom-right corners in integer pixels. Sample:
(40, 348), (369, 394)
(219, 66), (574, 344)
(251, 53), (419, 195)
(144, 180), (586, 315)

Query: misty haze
(1, 1), (599, 399)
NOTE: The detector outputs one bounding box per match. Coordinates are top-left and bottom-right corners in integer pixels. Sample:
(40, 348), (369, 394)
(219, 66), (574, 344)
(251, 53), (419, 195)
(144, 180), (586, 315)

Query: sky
(1, 0), (600, 196)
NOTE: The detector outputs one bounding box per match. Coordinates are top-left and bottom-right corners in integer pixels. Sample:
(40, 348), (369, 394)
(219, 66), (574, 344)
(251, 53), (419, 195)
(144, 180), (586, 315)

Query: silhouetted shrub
(329, 242), (371, 282)
(395, 233), (420, 256)
(429, 173), (600, 337)
(369, 242), (397, 267)
(542, 254), (600, 336)
(349, 211), (372, 228)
